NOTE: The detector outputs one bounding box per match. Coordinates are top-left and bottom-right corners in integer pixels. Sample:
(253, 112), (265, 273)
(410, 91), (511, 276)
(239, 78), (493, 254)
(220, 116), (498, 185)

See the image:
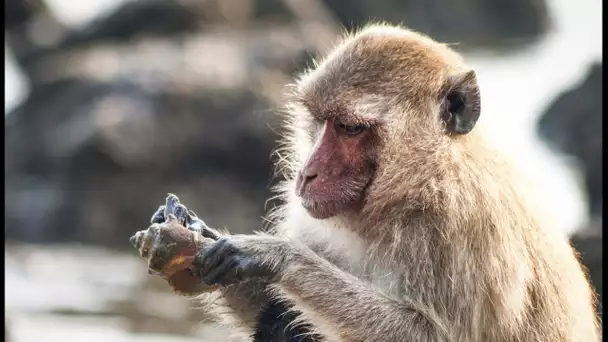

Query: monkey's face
(295, 116), (376, 219)
(288, 26), (482, 218)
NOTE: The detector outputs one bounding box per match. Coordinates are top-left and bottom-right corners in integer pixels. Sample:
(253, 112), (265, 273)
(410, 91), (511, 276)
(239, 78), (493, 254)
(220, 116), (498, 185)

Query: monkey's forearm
(278, 255), (446, 342)
(217, 279), (270, 328)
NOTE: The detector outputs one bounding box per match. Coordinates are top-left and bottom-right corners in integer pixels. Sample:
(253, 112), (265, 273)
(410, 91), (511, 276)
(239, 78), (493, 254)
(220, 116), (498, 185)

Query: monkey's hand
(149, 193), (222, 241)
(191, 234), (296, 287)
(130, 194), (222, 295)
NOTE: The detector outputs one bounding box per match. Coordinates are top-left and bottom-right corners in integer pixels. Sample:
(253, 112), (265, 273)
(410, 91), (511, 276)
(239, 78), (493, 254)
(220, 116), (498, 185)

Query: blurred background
(4, 0), (602, 341)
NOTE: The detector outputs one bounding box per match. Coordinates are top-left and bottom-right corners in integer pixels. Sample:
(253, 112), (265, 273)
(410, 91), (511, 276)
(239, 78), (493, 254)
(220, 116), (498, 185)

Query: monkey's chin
(300, 199), (343, 220)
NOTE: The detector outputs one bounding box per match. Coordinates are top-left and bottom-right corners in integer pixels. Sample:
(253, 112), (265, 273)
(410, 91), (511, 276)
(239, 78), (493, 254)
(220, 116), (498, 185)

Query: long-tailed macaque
(131, 24), (601, 342)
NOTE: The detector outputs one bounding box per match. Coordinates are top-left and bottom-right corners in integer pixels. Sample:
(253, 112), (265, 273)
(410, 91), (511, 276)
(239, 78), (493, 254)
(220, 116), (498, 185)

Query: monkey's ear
(441, 70), (481, 135)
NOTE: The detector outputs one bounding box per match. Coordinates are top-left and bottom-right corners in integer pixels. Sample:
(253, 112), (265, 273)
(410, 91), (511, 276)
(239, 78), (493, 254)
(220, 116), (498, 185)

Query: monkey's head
(283, 24), (481, 220)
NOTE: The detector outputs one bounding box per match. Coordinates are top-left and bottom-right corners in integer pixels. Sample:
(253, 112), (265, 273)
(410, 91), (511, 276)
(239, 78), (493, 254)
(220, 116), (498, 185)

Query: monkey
(131, 24), (601, 342)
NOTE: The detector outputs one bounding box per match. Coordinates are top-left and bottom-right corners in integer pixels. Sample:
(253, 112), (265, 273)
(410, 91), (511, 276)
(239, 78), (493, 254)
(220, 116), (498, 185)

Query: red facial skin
(295, 119), (375, 219)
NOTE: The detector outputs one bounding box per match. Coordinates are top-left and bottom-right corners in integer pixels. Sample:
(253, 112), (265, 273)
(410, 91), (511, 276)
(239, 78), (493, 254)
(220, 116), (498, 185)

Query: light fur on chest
(280, 203), (403, 298)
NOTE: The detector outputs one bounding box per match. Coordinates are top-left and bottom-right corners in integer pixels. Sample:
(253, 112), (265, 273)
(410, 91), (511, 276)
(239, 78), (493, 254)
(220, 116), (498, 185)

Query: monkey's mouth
(300, 198), (345, 220)
(295, 169), (373, 219)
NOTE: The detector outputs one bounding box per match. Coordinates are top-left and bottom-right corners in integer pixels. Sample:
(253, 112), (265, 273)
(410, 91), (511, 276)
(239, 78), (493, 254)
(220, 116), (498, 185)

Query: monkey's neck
(349, 206), (446, 248)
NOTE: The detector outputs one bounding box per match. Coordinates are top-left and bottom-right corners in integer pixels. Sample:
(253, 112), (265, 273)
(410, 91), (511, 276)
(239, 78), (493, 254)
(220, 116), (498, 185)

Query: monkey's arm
(279, 251), (446, 342)
(215, 280), (271, 329)
(194, 235), (448, 342)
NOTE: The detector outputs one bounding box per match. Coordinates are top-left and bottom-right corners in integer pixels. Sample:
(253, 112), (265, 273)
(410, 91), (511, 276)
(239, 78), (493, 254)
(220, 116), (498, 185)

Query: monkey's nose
(301, 161), (319, 181)
(301, 166), (319, 187)
(303, 172), (318, 183)
(296, 169), (318, 197)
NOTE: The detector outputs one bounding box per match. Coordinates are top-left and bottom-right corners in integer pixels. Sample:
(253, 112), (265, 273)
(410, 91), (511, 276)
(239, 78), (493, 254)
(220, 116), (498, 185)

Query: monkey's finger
(165, 213), (179, 224)
(174, 204), (188, 226)
(187, 209), (199, 220)
(201, 227), (221, 241)
(201, 256), (241, 286)
(186, 210), (203, 231)
(186, 224), (201, 234)
(195, 238), (237, 275)
(164, 193), (180, 218)
(151, 205), (166, 224)
(186, 212), (221, 241)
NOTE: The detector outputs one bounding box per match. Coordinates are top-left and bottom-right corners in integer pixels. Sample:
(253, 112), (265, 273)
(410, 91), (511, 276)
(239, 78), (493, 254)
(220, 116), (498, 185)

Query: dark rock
(59, 0), (202, 48)
(321, 0), (549, 50)
(253, 0), (294, 22)
(5, 0), (45, 30)
(537, 63), (602, 219)
(5, 77), (279, 248)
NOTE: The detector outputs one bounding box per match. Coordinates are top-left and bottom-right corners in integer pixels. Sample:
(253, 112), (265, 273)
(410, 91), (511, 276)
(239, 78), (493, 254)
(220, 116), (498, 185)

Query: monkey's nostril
(300, 171), (318, 190)
(304, 173), (318, 182)
(296, 170), (319, 197)
(301, 166), (319, 183)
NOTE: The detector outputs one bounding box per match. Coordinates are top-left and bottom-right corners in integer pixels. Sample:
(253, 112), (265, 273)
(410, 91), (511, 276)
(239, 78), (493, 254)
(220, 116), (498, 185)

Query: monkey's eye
(335, 120), (367, 136)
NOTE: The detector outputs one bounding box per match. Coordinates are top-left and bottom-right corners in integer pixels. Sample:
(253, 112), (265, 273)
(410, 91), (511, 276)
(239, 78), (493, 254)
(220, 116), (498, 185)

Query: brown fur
(191, 23), (600, 342)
